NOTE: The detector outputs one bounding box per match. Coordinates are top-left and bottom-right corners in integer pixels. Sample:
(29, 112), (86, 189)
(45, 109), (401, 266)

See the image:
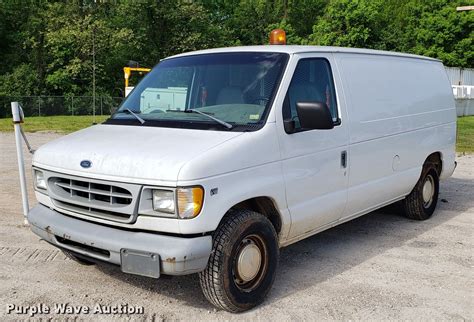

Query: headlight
(34, 170), (47, 190)
(152, 190), (175, 214)
(177, 186), (204, 219)
(148, 186), (204, 219)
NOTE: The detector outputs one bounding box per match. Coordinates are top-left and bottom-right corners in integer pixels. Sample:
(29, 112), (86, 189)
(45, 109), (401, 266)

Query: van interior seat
(216, 86), (244, 105)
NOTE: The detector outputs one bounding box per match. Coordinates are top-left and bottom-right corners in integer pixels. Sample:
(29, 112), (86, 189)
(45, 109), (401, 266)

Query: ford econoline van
(27, 36), (456, 312)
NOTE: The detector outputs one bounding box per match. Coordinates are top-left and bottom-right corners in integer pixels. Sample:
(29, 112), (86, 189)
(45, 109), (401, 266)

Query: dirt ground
(0, 132), (472, 321)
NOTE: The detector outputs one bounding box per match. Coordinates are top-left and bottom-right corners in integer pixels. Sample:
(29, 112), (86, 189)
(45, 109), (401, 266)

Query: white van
(28, 37), (456, 312)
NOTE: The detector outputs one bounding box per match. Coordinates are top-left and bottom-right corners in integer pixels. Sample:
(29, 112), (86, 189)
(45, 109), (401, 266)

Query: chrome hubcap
(422, 175), (435, 208)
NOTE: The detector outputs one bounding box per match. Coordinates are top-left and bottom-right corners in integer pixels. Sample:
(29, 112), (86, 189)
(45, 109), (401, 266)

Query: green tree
(285, 0), (328, 38)
(0, 2), (48, 94)
(0, 0), (472, 102)
(202, 0), (326, 45)
(0, 64), (39, 96)
(113, 1), (232, 63)
(307, 0), (472, 66)
(308, 0), (385, 48)
(403, 0), (473, 67)
(202, 0), (287, 45)
(41, 3), (139, 96)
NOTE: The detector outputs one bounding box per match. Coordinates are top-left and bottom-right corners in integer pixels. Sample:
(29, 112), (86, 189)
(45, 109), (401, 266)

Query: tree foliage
(0, 0), (471, 98)
(309, 0), (385, 48)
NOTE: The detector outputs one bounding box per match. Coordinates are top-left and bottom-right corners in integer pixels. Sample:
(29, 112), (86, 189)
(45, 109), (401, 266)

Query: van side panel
(176, 123), (291, 238)
(335, 54), (456, 218)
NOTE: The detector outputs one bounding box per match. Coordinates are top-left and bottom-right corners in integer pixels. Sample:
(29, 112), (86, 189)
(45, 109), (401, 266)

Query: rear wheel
(62, 249), (95, 266)
(402, 163), (439, 220)
(199, 209), (279, 312)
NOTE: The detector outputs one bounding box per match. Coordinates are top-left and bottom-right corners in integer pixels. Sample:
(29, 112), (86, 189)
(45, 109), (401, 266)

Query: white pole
(92, 27), (96, 124)
(11, 102), (29, 225)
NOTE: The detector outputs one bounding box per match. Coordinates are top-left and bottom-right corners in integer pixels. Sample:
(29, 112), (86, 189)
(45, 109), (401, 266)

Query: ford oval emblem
(80, 160), (92, 168)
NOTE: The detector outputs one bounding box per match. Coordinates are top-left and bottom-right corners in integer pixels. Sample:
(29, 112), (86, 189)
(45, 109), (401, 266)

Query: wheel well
(230, 197), (282, 234)
(425, 152), (442, 175)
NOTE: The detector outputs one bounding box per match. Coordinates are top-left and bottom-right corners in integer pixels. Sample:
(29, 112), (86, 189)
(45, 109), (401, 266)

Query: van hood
(33, 124), (243, 183)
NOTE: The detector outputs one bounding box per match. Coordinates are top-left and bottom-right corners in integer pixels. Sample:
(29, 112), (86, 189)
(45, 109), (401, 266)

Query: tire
(402, 163), (439, 220)
(62, 249), (96, 266)
(199, 209), (279, 313)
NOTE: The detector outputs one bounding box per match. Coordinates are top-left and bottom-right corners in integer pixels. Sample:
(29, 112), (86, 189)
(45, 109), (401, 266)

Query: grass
(1, 115), (473, 152)
(457, 116), (474, 153)
(0, 115), (109, 133)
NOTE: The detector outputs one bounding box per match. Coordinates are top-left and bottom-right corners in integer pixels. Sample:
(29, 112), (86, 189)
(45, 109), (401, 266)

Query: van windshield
(106, 52), (288, 131)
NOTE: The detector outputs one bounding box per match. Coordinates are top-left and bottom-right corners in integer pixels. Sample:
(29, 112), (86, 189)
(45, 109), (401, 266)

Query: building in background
(446, 67), (474, 116)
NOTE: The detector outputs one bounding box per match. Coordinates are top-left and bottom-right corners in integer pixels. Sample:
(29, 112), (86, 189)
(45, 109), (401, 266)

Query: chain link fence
(0, 96), (124, 118)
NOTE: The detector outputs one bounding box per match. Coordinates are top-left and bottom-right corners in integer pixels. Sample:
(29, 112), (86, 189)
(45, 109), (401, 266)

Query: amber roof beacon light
(269, 29), (286, 45)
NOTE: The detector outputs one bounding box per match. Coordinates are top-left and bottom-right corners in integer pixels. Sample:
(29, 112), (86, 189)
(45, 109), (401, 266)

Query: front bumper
(28, 204), (212, 276)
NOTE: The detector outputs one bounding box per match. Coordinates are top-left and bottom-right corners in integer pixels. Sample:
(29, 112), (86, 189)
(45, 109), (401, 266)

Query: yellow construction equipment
(123, 67), (151, 97)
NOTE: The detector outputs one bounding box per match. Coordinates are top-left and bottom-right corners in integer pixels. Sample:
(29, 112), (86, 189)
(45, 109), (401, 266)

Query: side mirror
(283, 119), (295, 133)
(296, 101), (334, 130)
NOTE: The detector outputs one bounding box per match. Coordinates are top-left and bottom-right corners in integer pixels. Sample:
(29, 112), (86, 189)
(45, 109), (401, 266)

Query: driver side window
(283, 58), (338, 130)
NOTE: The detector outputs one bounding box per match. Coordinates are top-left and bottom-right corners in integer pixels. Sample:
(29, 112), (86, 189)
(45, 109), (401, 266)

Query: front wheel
(402, 164), (439, 220)
(199, 209), (279, 312)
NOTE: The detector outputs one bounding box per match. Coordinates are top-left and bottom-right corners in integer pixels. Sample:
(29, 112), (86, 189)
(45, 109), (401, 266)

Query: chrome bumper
(28, 204), (212, 277)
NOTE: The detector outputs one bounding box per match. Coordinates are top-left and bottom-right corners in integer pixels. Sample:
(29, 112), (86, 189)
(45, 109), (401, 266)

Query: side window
(283, 58), (338, 130)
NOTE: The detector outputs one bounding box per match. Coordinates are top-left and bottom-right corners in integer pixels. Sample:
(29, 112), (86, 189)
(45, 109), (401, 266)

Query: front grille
(46, 174), (140, 224)
(54, 200), (132, 221)
(53, 177), (133, 206)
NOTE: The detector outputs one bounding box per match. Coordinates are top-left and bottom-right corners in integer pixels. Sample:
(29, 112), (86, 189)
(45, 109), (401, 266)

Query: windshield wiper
(116, 108), (146, 124)
(184, 109), (233, 129)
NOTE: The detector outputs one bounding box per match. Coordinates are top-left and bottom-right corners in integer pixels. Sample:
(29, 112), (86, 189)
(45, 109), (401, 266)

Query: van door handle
(341, 151), (347, 168)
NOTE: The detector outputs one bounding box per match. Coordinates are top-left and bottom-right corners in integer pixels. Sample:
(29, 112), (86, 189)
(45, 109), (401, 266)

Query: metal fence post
(11, 102), (29, 225)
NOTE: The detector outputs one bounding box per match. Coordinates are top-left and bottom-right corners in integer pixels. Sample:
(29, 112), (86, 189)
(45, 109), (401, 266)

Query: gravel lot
(0, 131), (473, 320)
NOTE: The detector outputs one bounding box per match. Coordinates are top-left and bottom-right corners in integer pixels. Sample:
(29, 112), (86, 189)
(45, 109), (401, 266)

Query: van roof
(167, 45), (440, 63)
